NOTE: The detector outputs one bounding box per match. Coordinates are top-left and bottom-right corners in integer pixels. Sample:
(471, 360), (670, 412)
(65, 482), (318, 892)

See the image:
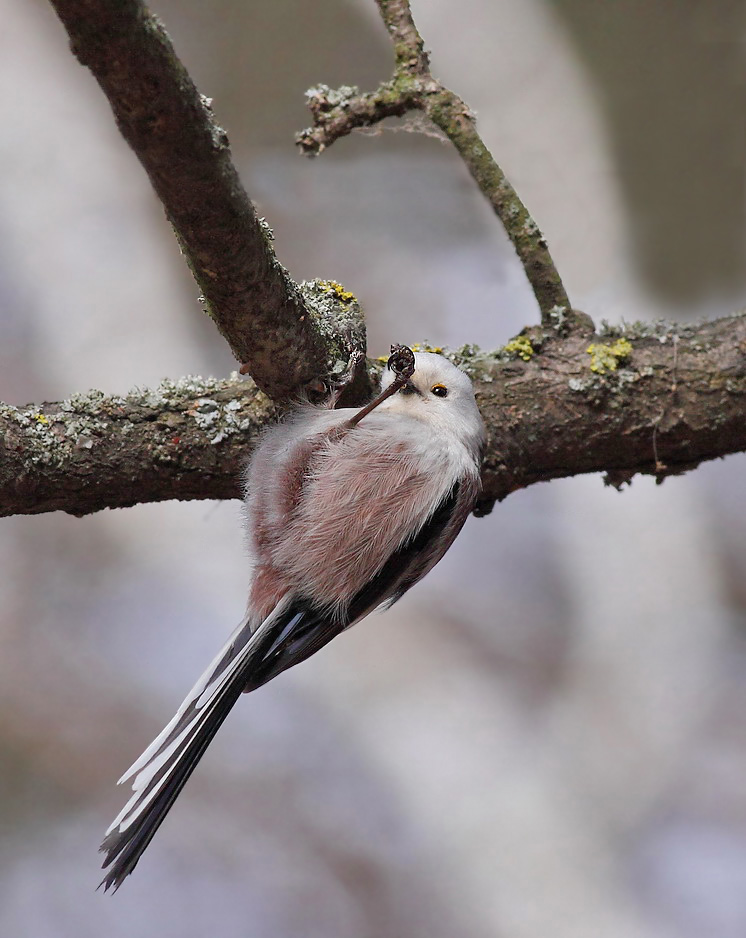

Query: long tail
(99, 601), (299, 891)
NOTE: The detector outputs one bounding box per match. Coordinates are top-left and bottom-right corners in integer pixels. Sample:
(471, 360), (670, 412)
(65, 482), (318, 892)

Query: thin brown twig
(296, 0), (571, 323)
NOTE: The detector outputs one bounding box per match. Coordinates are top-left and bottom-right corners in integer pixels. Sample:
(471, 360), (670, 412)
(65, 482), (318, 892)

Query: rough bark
(0, 376), (276, 517)
(2, 315), (744, 518)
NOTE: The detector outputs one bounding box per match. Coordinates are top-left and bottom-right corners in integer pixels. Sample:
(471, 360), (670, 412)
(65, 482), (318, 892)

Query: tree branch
(296, 0), (570, 323)
(48, 0), (365, 400)
(3, 315), (745, 518)
(0, 375), (276, 517)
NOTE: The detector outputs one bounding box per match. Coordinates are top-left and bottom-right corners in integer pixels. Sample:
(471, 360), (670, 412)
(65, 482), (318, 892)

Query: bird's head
(378, 352), (485, 453)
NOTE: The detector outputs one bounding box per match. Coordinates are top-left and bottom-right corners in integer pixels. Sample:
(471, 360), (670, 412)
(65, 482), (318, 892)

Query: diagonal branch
(2, 314), (745, 518)
(296, 0), (570, 323)
(48, 0), (364, 400)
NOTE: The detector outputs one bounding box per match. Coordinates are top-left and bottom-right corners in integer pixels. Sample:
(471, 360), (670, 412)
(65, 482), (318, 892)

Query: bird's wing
(250, 473), (479, 689)
(267, 420), (480, 610)
(376, 471), (481, 611)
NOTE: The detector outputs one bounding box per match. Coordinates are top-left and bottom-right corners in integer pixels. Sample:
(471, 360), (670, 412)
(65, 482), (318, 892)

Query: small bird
(100, 348), (485, 890)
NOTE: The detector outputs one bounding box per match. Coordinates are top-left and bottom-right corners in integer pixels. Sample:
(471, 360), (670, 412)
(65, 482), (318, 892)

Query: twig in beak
(346, 344), (415, 428)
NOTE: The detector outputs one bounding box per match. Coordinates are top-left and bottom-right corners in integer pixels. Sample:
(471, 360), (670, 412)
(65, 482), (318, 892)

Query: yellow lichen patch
(503, 336), (534, 362)
(410, 343), (444, 354)
(376, 343), (444, 363)
(318, 280), (357, 304)
(587, 338), (633, 374)
(33, 413), (49, 425)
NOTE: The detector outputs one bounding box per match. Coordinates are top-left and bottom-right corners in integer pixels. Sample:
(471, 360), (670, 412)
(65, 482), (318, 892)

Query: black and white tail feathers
(99, 600), (342, 891)
(99, 482), (467, 891)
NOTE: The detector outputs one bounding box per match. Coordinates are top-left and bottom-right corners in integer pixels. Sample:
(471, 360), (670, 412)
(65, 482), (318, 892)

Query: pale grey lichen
(258, 217), (274, 241)
(446, 344), (502, 381)
(568, 364), (642, 399)
(2, 375), (266, 472)
(61, 389), (108, 414)
(598, 318), (689, 343)
(548, 305), (568, 331)
(188, 393), (257, 444)
(305, 84), (360, 108)
(300, 278), (366, 372)
(192, 399), (220, 429)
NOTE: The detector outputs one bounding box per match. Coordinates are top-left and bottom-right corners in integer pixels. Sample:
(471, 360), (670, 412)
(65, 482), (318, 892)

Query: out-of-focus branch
(3, 314), (745, 518)
(48, 0), (365, 400)
(296, 0), (570, 323)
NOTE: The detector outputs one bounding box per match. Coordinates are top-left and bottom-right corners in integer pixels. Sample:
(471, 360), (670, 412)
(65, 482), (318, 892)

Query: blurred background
(1, 1), (745, 935)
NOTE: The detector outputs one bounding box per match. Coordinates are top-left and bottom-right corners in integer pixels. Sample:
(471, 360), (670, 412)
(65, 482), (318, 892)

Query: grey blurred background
(1, 1), (746, 936)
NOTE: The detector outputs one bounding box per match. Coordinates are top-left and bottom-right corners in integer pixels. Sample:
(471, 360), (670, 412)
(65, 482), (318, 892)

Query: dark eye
(431, 384), (448, 398)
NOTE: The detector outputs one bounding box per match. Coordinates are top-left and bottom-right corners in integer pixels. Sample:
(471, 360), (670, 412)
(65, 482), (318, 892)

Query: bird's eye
(431, 384), (448, 398)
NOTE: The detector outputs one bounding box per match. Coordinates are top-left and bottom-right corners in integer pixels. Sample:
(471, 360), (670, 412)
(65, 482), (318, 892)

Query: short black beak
(399, 379), (420, 396)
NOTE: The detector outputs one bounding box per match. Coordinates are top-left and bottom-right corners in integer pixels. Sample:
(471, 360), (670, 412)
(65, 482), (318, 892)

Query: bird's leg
(346, 344), (415, 428)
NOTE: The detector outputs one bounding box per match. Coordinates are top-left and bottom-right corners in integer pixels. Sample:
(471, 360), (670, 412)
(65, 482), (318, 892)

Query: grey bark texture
(3, 314), (744, 518)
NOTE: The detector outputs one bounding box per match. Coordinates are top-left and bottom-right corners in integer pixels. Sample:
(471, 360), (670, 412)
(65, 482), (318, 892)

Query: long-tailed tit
(100, 348), (485, 890)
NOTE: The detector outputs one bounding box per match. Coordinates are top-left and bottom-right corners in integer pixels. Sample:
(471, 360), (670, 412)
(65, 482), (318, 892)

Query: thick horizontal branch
(296, 0), (570, 321)
(48, 0), (361, 399)
(2, 315), (745, 518)
(0, 376), (277, 517)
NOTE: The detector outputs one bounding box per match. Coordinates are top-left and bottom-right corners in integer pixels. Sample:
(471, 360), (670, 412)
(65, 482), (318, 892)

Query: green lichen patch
(300, 279), (363, 327)
(444, 344), (503, 381)
(598, 319), (692, 343)
(587, 338), (633, 374)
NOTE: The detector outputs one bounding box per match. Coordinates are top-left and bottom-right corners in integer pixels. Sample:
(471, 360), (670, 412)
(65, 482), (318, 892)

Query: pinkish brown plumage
(100, 351), (485, 890)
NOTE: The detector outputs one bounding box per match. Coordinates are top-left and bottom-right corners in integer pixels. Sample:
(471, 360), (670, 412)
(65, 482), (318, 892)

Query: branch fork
(296, 0), (570, 322)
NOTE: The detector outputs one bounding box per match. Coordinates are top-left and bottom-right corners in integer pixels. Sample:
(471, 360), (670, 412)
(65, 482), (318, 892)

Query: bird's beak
(399, 379), (420, 396)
